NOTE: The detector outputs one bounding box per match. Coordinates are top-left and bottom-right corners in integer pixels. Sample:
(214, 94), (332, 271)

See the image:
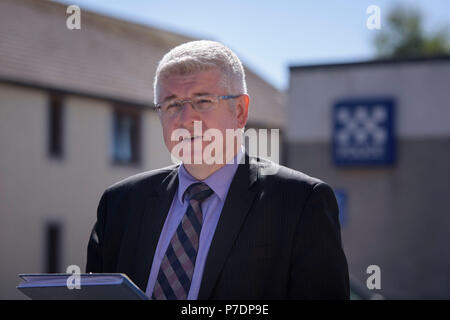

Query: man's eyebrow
(162, 92), (211, 102)
(161, 94), (177, 102)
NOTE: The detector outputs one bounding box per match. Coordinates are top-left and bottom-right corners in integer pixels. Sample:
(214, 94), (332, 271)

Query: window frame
(110, 104), (142, 167)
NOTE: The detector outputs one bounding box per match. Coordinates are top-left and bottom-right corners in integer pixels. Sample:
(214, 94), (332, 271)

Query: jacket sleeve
(287, 182), (350, 299)
(86, 190), (108, 273)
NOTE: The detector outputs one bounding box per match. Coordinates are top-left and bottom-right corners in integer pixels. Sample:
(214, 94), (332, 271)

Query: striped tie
(152, 182), (213, 300)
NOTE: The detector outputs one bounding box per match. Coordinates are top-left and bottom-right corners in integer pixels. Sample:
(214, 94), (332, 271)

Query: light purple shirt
(145, 147), (244, 299)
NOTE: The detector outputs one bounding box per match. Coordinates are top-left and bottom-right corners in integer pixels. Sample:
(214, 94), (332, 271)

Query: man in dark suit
(86, 40), (349, 299)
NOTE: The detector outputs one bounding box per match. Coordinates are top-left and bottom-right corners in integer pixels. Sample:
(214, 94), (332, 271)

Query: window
(48, 94), (64, 159)
(111, 106), (141, 165)
(45, 222), (62, 273)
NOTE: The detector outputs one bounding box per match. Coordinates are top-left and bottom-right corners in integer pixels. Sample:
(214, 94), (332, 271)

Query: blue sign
(333, 98), (395, 166)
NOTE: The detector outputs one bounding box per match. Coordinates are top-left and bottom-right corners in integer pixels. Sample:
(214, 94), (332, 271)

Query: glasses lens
(160, 95), (219, 116)
(162, 101), (182, 115)
(193, 95), (216, 111)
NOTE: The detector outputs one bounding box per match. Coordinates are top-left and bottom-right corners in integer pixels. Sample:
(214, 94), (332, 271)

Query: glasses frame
(154, 94), (242, 116)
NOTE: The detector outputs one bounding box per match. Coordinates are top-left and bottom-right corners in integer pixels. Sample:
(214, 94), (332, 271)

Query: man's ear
(236, 94), (250, 128)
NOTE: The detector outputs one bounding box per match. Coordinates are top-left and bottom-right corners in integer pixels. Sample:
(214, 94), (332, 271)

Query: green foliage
(374, 4), (450, 58)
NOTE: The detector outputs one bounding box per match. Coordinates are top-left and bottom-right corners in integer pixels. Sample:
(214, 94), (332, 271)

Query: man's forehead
(159, 69), (224, 99)
(163, 68), (221, 83)
(163, 73), (204, 86)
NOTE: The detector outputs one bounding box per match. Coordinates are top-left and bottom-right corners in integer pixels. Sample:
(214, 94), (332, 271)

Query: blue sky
(55, 0), (449, 91)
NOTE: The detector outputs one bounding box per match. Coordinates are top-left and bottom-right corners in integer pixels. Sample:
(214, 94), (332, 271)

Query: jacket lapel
(131, 168), (179, 292)
(198, 154), (259, 299)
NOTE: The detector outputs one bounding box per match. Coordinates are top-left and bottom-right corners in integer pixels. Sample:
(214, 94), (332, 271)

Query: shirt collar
(177, 145), (245, 204)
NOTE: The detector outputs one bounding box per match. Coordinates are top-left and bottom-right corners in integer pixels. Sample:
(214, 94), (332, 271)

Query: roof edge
(289, 55), (450, 71)
(0, 78), (155, 110)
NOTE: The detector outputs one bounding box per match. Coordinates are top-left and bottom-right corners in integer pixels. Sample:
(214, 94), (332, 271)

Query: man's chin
(169, 140), (226, 165)
(172, 151), (229, 166)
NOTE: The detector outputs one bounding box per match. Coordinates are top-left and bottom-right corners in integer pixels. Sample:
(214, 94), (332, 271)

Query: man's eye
(198, 98), (213, 103)
(167, 102), (181, 109)
(195, 99), (214, 106)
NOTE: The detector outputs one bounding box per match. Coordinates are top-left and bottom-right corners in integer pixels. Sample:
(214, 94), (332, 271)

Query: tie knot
(184, 182), (213, 204)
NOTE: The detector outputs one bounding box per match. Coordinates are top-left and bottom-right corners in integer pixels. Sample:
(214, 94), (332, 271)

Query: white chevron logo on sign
(336, 105), (387, 146)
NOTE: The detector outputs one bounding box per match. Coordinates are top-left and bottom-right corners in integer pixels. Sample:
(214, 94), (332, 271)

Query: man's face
(157, 68), (249, 165)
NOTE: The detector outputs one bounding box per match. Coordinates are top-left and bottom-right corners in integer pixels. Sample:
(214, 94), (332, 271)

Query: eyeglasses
(154, 94), (242, 117)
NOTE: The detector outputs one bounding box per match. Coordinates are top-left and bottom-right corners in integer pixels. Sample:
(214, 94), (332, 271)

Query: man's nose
(178, 101), (201, 124)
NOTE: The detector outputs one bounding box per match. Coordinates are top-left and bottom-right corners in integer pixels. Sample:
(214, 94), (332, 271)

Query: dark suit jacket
(86, 154), (350, 299)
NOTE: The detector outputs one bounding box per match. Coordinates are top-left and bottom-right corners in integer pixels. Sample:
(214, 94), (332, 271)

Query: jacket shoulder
(105, 163), (179, 195)
(254, 156), (325, 190)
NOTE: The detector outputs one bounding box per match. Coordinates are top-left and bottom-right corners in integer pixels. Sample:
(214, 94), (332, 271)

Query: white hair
(153, 40), (247, 104)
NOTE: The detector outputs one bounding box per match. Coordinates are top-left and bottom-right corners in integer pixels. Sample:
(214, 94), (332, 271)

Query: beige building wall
(0, 83), (170, 299)
(0, 0), (284, 299)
